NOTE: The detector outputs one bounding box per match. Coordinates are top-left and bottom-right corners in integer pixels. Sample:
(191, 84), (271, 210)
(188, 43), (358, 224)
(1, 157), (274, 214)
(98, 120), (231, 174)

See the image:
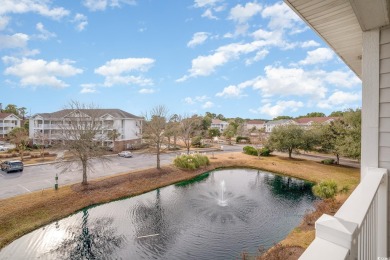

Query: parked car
(0, 146), (8, 151)
(2, 160), (23, 173)
(118, 151), (133, 158)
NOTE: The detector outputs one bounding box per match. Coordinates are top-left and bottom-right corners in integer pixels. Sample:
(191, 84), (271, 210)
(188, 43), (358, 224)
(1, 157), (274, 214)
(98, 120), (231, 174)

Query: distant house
(245, 120), (265, 131)
(0, 113), (21, 138)
(263, 119), (295, 133)
(29, 109), (143, 152)
(294, 117), (338, 129)
(210, 119), (229, 132)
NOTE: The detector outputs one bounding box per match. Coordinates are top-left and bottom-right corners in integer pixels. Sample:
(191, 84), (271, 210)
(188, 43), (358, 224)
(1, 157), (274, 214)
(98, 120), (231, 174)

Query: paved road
(0, 145), (244, 199)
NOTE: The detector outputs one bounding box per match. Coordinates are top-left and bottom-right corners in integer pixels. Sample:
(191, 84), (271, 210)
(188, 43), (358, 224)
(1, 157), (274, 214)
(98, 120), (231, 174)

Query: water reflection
(46, 209), (124, 259)
(0, 168), (316, 260)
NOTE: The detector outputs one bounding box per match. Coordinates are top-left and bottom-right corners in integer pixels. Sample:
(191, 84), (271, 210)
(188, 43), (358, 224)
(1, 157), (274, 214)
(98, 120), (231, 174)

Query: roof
(246, 120), (265, 125)
(284, 0), (390, 79)
(32, 109), (142, 120)
(0, 113), (20, 120)
(294, 117), (338, 124)
(211, 119), (228, 124)
(265, 119), (294, 125)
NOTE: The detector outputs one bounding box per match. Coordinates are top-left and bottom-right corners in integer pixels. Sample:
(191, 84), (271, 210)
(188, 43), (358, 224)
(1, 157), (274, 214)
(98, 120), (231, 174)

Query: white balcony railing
(300, 168), (388, 259)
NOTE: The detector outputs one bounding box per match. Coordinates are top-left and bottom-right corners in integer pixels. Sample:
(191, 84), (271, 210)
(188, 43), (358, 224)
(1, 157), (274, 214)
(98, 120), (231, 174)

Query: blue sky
(0, 0), (361, 119)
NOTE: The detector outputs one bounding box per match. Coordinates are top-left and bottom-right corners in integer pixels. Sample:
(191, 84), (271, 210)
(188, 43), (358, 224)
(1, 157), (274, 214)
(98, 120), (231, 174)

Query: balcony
(300, 168), (388, 259)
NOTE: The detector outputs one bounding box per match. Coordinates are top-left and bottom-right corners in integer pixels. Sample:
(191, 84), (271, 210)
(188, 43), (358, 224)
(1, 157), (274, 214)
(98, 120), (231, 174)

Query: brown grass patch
(0, 152), (359, 251)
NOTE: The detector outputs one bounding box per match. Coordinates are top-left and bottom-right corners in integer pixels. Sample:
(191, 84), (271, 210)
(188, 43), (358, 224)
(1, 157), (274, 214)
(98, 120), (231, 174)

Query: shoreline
(0, 152), (359, 256)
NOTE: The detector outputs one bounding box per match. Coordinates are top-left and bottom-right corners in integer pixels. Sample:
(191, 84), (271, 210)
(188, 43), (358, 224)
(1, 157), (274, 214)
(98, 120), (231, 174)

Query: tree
(223, 124), (236, 145)
(34, 131), (50, 160)
(142, 105), (168, 169)
(3, 104), (20, 117)
(297, 112), (325, 118)
(273, 115), (293, 120)
(56, 101), (111, 185)
(8, 127), (29, 161)
(208, 128), (221, 138)
(267, 124), (305, 158)
(18, 107), (27, 120)
(107, 129), (120, 150)
(179, 115), (202, 154)
(329, 111), (344, 117)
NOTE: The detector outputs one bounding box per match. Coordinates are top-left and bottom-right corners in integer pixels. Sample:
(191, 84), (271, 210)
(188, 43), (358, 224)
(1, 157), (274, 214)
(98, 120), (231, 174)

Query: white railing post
(376, 169), (388, 257)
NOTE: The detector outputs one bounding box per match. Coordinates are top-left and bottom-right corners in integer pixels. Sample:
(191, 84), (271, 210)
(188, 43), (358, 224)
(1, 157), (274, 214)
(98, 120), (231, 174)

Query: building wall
(379, 27), (390, 252)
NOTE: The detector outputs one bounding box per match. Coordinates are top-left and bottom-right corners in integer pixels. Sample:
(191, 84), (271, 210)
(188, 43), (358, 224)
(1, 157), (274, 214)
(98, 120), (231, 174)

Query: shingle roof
(0, 113), (20, 119)
(294, 117), (338, 124)
(246, 120), (265, 125)
(33, 109), (142, 119)
(211, 119), (228, 124)
(265, 119), (294, 125)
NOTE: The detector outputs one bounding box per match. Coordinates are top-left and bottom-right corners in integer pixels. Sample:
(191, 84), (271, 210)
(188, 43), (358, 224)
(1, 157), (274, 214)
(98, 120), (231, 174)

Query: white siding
(380, 27), (390, 255)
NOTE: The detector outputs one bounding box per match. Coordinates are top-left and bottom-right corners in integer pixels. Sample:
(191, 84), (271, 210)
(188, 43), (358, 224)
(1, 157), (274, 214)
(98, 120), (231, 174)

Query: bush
(243, 146), (258, 156)
(321, 158), (335, 165)
(236, 136), (250, 143)
(312, 180), (338, 199)
(173, 153), (210, 170)
(191, 136), (202, 148)
(259, 147), (271, 156)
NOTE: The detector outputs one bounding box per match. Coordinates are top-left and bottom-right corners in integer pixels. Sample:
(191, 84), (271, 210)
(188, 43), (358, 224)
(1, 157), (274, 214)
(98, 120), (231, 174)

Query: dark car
(2, 160), (23, 173)
(0, 161), (9, 171)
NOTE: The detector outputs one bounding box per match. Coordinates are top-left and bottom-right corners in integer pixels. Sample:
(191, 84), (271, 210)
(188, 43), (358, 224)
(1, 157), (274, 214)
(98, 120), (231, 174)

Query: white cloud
(184, 95), (209, 105)
(261, 2), (302, 31)
(0, 0), (69, 20)
(73, 13), (88, 32)
(0, 33), (29, 49)
(3, 56), (83, 88)
(299, 47), (334, 65)
(177, 41), (267, 81)
(139, 88), (155, 94)
(95, 57), (154, 87)
(318, 91), (361, 109)
(83, 0), (136, 11)
(228, 2), (262, 24)
(201, 9), (218, 20)
(245, 49), (269, 65)
(252, 66), (328, 99)
(301, 40), (320, 48)
(216, 85), (244, 98)
(250, 100), (304, 118)
(202, 101), (214, 109)
(80, 83), (97, 94)
(324, 70), (361, 88)
(36, 22), (56, 40)
(0, 16), (10, 30)
(187, 32), (209, 48)
(194, 0), (221, 8)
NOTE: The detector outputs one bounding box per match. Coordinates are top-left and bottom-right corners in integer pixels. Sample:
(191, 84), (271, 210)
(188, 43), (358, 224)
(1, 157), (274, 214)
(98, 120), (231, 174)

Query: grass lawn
(0, 152), (360, 257)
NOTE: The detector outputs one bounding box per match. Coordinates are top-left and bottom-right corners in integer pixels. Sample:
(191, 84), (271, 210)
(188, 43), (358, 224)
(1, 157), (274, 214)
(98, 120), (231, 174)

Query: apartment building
(29, 109), (143, 152)
(0, 113), (21, 139)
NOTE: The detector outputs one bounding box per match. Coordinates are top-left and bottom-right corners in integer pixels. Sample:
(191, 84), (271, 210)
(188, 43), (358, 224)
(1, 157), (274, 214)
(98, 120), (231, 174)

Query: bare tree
(179, 115), (202, 154)
(165, 114), (180, 150)
(107, 129), (120, 151)
(8, 127), (29, 161)
(34, 131), (50, 161)
(56, 101), (111, 185)
(142, 105), (168, 169)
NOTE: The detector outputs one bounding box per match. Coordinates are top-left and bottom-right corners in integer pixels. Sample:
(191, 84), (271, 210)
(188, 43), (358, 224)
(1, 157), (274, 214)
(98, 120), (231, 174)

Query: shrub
(312, 180), (338, 199)
(236, 136), (250, 143)
(243, 146), (258, 156)
(321, 158), (335, 165)
(173, 153), (210, 170)
(191, 136), (202, 148)
(259, 147), (271, 156)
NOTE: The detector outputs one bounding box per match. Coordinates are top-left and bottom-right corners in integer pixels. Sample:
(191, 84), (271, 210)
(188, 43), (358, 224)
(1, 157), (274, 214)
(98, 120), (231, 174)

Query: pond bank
(0, 152), (359, 254)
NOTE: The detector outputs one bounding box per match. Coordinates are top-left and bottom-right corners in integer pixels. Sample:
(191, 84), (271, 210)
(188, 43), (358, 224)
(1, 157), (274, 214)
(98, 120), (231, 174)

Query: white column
(361, 29), (380, 178)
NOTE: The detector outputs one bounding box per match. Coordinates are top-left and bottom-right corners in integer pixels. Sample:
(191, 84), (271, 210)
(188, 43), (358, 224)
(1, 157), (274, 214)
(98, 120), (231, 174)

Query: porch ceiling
(285, 0), (390, 79)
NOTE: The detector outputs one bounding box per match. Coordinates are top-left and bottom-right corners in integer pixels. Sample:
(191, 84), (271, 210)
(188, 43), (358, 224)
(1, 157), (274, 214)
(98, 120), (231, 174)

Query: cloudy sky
(0, 0), (361, 119)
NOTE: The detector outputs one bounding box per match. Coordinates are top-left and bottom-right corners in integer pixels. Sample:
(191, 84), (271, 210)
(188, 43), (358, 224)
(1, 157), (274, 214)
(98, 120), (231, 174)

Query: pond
(0, 168), (317, 259)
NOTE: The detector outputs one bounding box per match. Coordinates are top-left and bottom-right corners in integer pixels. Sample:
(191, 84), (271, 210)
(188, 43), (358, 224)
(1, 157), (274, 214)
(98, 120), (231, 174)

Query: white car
(118, 151), (133, 158)
(0, 146), (8, 151)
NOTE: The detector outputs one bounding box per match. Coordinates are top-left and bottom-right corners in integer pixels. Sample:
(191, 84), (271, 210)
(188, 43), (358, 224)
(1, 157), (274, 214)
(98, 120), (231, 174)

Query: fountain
(218, 180), (228, 207)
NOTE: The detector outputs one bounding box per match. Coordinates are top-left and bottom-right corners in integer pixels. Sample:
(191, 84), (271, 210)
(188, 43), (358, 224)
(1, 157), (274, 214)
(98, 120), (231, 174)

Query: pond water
(0, 168), (317, 259)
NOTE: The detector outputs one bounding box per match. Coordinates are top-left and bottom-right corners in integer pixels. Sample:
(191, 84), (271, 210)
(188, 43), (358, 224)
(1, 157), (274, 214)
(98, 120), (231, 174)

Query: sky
(0, 0), (362, 120)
